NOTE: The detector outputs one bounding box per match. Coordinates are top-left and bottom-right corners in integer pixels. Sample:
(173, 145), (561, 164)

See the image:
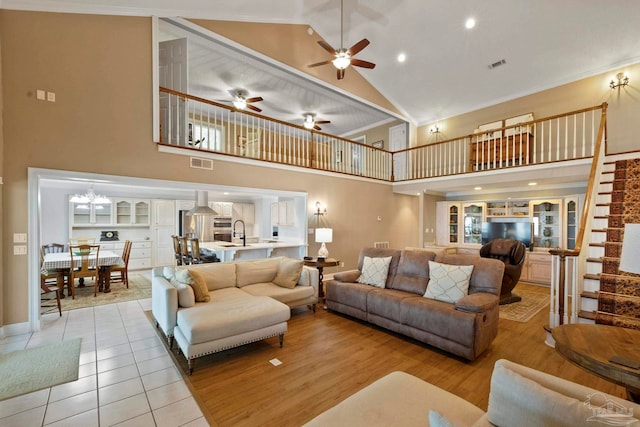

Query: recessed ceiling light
(528, 182), (537, 186)
(397, 53), (406, 63)
(223, 192), (230, 195)
(474, 186), (482, 190)
(465, 18), (476, 29)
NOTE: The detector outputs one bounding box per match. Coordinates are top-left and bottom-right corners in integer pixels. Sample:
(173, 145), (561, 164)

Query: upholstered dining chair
(68, 244), (100, 298)
(479, 238), (526, 305)
(110, 240), (132, 289)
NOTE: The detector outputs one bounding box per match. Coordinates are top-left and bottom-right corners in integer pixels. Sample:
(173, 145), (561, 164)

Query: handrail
(548, 102), (608, 327)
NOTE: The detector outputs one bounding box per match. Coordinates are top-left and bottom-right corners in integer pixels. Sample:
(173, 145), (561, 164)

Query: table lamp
(619, 223), (640, 274)
(315, 228), (333, 258)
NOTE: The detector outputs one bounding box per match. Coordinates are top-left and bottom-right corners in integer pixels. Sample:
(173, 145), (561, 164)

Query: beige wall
(0, 10), (414, 326)
(343, 119), (404, 150)
(417, 63), (640, 154)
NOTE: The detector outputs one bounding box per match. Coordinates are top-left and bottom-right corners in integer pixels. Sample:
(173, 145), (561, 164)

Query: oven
(213, 217), (232, 242)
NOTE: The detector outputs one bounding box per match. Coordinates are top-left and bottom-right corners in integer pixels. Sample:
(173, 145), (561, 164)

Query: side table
(304, 258), (339, 308)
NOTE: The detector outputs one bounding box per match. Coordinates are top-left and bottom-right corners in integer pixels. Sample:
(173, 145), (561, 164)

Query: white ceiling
(7, 0), (640, 130)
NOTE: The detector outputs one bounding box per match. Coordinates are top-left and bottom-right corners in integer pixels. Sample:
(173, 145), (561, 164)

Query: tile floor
(0, 296), (209, 426)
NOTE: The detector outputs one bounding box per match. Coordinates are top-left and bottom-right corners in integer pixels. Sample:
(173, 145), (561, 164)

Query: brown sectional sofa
(325, 247), (505, 360)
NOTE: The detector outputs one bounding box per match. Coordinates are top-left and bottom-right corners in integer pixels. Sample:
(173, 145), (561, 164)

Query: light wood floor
(165, 284), (625, 427)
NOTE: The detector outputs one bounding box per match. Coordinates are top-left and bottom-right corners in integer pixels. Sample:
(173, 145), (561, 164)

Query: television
(481, 222), (532, 249)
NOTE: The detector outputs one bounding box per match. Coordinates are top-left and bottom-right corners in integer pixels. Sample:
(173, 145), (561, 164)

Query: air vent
(488, 59), (506, 70)
(190, 157), (213, 170)
(374, 241), (390, 249)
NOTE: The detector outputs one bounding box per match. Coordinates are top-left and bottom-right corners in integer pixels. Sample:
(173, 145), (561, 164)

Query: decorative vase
(543, 227), (552, 237)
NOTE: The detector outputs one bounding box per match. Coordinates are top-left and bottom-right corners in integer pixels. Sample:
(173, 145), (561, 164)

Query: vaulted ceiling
(6, 0), (640, 135)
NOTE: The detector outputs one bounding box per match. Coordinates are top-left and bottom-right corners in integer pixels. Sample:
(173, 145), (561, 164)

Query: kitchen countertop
(199, 241), (305, 251)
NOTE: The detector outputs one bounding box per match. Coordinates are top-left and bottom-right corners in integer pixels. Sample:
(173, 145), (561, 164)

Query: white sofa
(152, 257), (319, 374)
(304, 359), (640, 426)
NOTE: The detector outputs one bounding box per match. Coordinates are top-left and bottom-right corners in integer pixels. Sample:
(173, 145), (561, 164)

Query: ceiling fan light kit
(307, 0), (376, 80)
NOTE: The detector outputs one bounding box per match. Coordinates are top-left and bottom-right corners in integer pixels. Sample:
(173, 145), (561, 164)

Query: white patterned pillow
(357, 256), (392, 288)
(424, 261), (473, 303)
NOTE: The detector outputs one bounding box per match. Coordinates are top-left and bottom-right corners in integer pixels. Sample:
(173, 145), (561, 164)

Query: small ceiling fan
(302, 113), (331, 131)
(220, 89), (263, 112)
(308, 0), (376, 80)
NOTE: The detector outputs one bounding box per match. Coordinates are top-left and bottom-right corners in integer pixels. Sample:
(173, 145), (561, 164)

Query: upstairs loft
(158, 86), (606, 193)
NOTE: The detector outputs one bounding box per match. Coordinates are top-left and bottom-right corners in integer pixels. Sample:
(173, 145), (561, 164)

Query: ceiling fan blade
(246, 104), (262, 113)
(351, 59), (376, 69)
(246, 97), (263, 103)
(348, 38), (370, 56)
(317, 40), (338, 55)
(314, 125), (322, 131)
(308, 59), (333, 68)
(337, 68), (345, 80)
(315, 120), (331, 125)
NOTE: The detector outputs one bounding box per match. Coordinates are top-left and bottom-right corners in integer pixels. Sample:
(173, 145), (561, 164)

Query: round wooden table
(552, 324), (640, 400)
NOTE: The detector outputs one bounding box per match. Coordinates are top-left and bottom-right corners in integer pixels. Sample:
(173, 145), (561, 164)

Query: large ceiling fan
(220, 89), (263, 112)
(308, 0), (376, 80)
(302, 113), (331, 131)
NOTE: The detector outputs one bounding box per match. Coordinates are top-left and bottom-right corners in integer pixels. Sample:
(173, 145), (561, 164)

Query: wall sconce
(429, 125), (441, 135)
(312, 201), (327, 227)
(610, 72), (629, 90)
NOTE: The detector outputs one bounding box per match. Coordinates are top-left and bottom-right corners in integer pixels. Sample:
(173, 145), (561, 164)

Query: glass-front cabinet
(463, 202), (485, 244)
(449, 205), (459, 243)
(70, 199), (113, 226)
(114, 198), (150, 226)
(565, 197), (579, 250)
(530, 199), (562, 249)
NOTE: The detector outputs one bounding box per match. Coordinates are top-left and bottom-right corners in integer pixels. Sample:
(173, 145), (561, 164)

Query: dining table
(42, 250), (124, 297)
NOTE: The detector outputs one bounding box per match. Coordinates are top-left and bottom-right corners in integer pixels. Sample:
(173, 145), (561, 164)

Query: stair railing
(547, 103), (607, 344)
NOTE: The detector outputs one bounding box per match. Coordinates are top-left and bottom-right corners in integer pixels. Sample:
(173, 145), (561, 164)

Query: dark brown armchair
(479, 238), (526, 305)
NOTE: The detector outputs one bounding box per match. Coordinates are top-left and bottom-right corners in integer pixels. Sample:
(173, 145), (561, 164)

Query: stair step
(581, 291), (598, 299)
(584, 273), (601, 281)
(586, 257), (603, 264)
(589, 243), (605, 248)
(592, 228), (607, 233)
(579, 310), (597, 320)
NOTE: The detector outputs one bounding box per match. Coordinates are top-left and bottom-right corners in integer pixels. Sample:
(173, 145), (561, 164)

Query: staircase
(579, 155), (640, 328)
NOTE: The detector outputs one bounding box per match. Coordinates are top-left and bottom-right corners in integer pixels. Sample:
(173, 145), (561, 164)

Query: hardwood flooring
(163, 284), (626, 427)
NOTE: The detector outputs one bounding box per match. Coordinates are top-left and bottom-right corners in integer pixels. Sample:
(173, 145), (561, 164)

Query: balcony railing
(158, 87), (606, 183)
(159, 87), (392, 181)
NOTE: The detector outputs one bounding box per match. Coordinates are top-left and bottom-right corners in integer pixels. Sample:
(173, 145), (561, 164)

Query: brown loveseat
(325, 248), (505, 360)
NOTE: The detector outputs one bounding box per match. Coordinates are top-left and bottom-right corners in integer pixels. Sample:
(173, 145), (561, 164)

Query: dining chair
(40, 250), (62, 316)
(110, 240), (132, 288)
(179, 236), (192, 265)
(42, 243), (65, 255)
(171, 235), (183, 266)
(68, 244), (100, 298)
(69, 237), (96, 246)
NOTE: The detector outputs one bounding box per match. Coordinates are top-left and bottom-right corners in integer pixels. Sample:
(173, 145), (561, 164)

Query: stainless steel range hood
(188, 191), (218, 216)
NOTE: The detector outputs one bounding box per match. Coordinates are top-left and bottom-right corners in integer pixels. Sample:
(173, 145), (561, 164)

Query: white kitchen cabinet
(210, 201), (233, 217)
(129, 241), (152, 270)
(151, 199), (176, 266)
(70, 199), (113, 227)
(522, 252), (551, 285)
(114, 199), (150, 226)
(435, 201), (461, 245)
(272, 201), (295, 226)
(233, 203), (255, 225)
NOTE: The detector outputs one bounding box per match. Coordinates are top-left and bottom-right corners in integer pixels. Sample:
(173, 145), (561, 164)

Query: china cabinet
(530, 199), (562, 250)
(565, 197), (579, 250)
(462, 202), (485, 244)
(114, 199), (150, 226)
(70, 199), (113, 226)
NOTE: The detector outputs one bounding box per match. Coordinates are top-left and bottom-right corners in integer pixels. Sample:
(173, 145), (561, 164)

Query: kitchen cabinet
(152, 199), (176, 266)
(530, 199), (562, 250)
(210, 202), (233, 217)
(462, 202), (485, 244)
(70, 199), (113, 227)
(272, 201), (295, 226)
(521, 252), (552, 285)
(233, 203), (255, 225)
(114, 199), (150, 226)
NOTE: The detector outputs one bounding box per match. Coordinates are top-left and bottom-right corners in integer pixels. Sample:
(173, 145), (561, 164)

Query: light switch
(47, 92), (56, 102)
(14, 245), (27, 255)
(13, 233), (27, 243)
(36, 90), (45, 100)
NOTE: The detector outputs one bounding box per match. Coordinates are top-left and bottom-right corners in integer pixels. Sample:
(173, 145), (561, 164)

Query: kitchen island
(199, 241), (307, 262)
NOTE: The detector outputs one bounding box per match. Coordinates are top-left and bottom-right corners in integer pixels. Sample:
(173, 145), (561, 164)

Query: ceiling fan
(307, 0), (376, 80)
(302, 113), (331, 131)
(220, 89), (263, 112)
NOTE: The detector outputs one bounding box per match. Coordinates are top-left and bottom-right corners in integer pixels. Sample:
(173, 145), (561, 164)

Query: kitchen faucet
(233, 219), (246, 246)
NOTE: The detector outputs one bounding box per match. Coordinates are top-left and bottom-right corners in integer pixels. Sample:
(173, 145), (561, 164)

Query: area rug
(42, 274), (151, 313)
(499, 289), (549, 323)
(0, 337), (81, 401)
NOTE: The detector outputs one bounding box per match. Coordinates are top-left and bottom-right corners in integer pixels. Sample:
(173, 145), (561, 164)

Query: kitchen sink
(217, 243), (251, 248)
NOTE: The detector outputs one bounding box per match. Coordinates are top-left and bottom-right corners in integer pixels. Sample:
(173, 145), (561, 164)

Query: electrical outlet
(340, 262), (344, 267)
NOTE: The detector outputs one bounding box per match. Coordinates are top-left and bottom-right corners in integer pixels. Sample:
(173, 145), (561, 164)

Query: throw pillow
(428, 411), (460, 427)
(356, 256), (392, 288)
(169, 278), (196, 308)
(424, 260), (473, 303)
(236, 258), (280, 287)
(274, 258), (304, 289)
(162, 266), (175, 280)
(175, 268), (210, 303)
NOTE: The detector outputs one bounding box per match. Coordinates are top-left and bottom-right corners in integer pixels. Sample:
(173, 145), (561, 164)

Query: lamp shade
(315, 228), (333, 243)
(619, 224), (640, 274)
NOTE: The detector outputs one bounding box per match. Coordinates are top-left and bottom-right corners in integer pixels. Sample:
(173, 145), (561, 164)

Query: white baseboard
(0, 321), (32, 339)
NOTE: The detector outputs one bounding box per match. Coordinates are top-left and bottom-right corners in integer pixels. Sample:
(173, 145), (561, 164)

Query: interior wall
(423, 193), (444, 245)
(0, 10), (411, 326)
(417, 62), (640, 154)
(0, 26), (4, 328)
